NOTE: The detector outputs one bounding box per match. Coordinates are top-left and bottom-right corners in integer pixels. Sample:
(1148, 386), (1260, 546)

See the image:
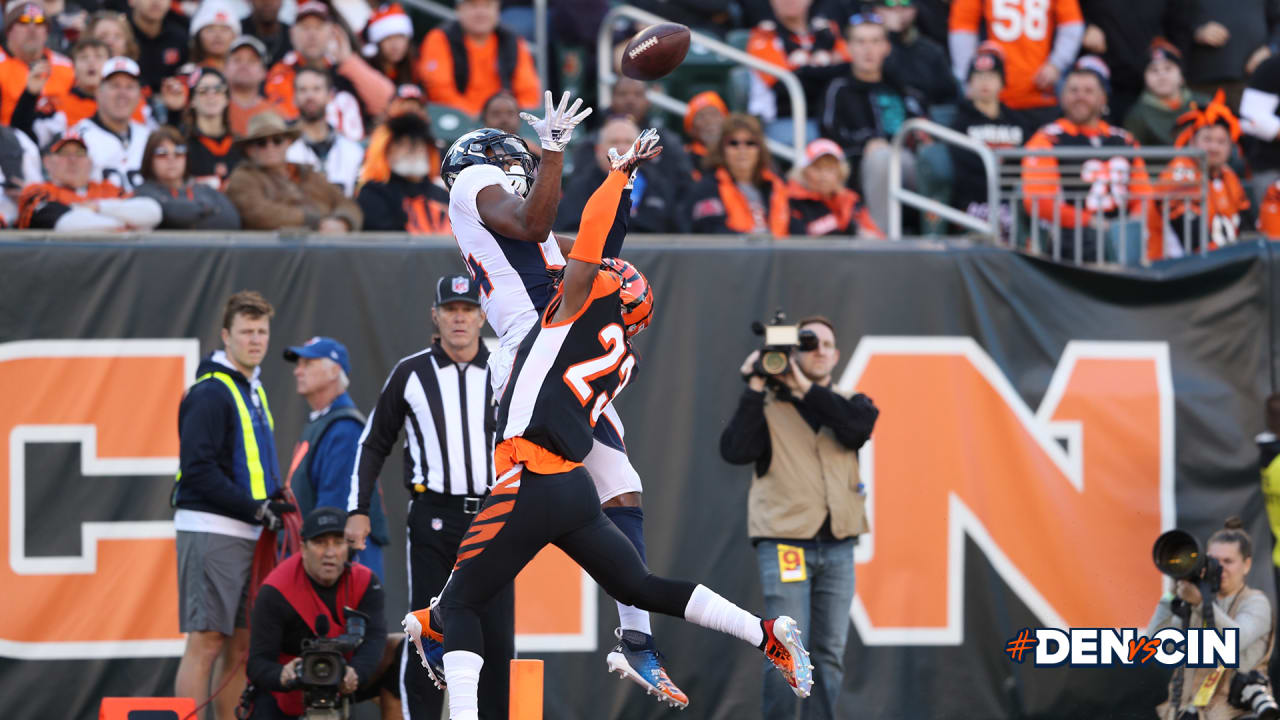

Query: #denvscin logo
(1004, 626), (1239, 667)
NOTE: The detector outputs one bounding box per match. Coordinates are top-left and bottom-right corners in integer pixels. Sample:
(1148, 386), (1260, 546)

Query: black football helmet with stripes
(441, 128), (539, 198)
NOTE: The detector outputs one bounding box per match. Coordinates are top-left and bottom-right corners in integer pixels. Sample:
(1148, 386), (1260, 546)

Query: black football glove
(256, 500), (297, 531)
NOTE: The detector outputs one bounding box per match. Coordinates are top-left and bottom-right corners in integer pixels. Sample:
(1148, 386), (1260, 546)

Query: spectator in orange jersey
(416, 0), (540, 116)
(683, 90), (727, 181)
(745, 0), (850, 146)
(787, 138), (882, 237)
(0, 2), (75, 126)
(18, 131), (161, 230)
(357, 113), (450, 234)
(949, 0), (1084, 134)
(1021, 57), (1153, 264)
(365, 3), (417, 87)
(189, 0), (241, 72)
(226, 36), (292, 137)
(264, 0), (393, 141)
(12, 38), (109, 148)
(1147, 91), (1250, 259)
(687, 113), (790, 236)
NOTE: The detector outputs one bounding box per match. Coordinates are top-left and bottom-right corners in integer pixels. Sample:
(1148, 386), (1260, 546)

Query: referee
(345, 274), (513, 720)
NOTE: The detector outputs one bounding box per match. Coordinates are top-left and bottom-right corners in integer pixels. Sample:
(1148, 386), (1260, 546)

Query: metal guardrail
(889, 118), (999, 238)
(888, 119), (1214, 266)
(597, 4), (807, 163)
(998, 146), (1209, 266)
(397, 0), (549, 102)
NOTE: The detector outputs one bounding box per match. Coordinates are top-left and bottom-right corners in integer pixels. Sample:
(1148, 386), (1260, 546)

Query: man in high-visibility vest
(1259, 393), (1280, 692)
(174, 290), (296, 720)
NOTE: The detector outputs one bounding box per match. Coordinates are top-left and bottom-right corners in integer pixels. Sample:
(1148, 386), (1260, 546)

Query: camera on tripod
(750, 310), (819, 378)
(296, 608), (369, 718)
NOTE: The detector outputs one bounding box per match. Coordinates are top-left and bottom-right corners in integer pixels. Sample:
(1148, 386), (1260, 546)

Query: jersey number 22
(564, 324), (636, 426)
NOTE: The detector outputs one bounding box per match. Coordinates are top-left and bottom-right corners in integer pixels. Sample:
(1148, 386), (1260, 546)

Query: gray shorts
(177, 530), (257, 635)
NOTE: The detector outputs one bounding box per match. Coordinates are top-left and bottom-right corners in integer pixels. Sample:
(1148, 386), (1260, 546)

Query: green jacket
(1123, 89), (1210, 147)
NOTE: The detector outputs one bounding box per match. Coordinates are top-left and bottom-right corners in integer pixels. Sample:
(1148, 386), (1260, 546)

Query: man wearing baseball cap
(283, 337), (388, 578)
(16, 131), (161, 230)
(69, 57), (151, 192)
(247, 506), (397, 718)
(347, 274), (514, 720)
(227, 35), (293, 137)
(0, 2), (74, 125)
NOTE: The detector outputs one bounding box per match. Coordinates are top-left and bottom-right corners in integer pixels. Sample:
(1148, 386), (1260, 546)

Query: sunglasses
(14, 13), (46, 24)
(879, 0), (912, 6)
(153, 145), (188, 157)
(195, 84), (227, 95)
(250, 135), (290, 149)
(849, 12), (885, 25)
(54, 148), (89, 158)
(726, 139), (759, 148)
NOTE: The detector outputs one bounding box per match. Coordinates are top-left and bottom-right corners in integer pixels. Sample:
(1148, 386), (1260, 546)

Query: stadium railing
(596, 4), (808, 164)
(888, 118), (1211, 266)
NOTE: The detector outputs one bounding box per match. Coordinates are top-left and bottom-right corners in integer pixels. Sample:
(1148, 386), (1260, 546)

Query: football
(620, 22), (691, 81)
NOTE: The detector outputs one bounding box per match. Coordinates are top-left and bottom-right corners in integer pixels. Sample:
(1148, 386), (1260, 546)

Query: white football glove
(520, 90), (593, 152)
(608, 127), (663, 176)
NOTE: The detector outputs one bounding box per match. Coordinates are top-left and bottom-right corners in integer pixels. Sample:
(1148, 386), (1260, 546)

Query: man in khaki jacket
(225, 111), (362, 231)
(720, 315), (878, 720)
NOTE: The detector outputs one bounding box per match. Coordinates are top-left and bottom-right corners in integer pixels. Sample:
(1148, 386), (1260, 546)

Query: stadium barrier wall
(1, 236), (1278, 720)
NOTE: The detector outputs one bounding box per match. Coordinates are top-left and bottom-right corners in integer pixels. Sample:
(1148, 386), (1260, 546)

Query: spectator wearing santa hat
(190, 0), (241, 72)
(365, 4), (418, 86)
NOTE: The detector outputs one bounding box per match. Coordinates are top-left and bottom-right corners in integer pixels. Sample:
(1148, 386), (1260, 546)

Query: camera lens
(311, 658), (335, 681)
(760, 350), (789, 375)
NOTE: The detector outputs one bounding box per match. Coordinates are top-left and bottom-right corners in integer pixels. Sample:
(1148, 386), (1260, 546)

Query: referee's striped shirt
(348, 340), (494, 515)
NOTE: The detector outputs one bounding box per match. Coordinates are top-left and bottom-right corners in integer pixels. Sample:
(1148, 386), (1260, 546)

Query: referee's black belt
(413, 487), (487, 514)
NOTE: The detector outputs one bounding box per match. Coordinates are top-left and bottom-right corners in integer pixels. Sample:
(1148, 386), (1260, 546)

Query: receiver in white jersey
(448, 163), (565, 392)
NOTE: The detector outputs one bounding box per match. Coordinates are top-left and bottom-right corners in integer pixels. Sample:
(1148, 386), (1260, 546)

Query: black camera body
(1230, 670), (1280, 720)
(750, 310), (818, 378)
(296, 609), (369, 716)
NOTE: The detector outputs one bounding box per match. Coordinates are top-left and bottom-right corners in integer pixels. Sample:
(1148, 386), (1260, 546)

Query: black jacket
(242, 15), (293, 67)
(555, 163), (689, 234)
(356, 175), (451, 233)
(887, 28), (958, 106)
(129, 12), (189, 93)
(819, 74), (925, 164)
(247, 567), (387, 693)
(1080, 0), (1191, 94)
(947, 100), (1024, 212)
(1183, 0), (1280, 85)
(719, 384), (879, 476)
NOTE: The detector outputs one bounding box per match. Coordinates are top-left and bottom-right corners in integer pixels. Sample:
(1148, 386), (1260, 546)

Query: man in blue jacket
(283, 336), (388, 577)
(173, 290), (296, 720)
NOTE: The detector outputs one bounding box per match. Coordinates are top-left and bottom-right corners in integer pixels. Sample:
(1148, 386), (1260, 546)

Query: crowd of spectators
(4, 0), (1280, 259)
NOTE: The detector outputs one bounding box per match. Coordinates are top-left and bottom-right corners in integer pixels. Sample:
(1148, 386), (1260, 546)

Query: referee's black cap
(436, 274), (481, 306)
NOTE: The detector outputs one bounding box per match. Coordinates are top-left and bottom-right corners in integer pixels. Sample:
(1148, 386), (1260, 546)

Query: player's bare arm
(476, 91), (591, 242)
(553, 129), (662, 323)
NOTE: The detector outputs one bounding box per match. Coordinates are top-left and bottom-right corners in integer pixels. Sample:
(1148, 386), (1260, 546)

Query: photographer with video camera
(1148, 518), (1276, 720)
(719, 313), (879, 720)
(244, 507), (394, 719)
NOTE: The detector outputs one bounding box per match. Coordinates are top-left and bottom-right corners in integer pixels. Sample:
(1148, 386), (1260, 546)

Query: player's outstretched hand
(520, 90), (593, 152)
(609, 127), (663, 175)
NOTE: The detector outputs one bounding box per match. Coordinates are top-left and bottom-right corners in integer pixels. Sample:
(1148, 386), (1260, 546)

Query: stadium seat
(428, 103), (481, 145)
(99, 697), (197, 720)
(727, 29), (752, 51)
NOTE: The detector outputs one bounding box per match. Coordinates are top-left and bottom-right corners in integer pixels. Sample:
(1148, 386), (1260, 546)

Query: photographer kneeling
(720, 315), (879, 720)
(1148, 518), (1275, 720)
(245, 507), (394, 719)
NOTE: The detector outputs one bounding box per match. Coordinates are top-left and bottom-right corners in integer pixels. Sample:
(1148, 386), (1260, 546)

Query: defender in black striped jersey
(442, 92), (684, 704)
(403, 130), (814, 720)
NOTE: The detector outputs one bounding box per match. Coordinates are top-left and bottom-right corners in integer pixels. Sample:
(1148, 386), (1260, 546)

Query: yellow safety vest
(1263, 453), (1280, 567)
(175, 371), (276, 501)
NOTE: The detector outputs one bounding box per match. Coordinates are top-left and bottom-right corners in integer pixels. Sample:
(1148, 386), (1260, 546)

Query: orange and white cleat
(402, 604), (446, 689)
(605, 628), (690, 709)
(762, 616), (813, 698)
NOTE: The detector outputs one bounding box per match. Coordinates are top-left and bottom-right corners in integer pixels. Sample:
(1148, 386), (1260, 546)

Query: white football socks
(683, 584), (764, 648)
(443, 650), (483, 720)
(617, 601), (653, 635)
